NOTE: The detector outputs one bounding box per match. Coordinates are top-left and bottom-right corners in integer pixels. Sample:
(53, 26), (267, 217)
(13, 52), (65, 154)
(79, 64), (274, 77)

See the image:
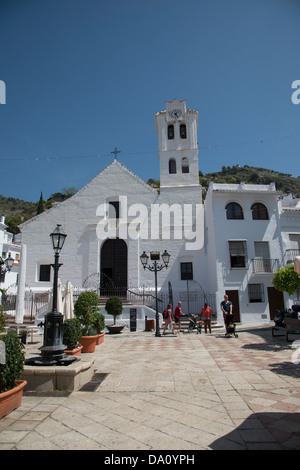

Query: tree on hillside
(36, 192), (44, 215)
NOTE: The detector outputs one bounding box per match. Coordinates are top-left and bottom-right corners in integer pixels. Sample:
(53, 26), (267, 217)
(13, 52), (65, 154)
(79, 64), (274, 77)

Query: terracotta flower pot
(80, 335), (98, 353)
(96, 332), (105, 345)
(65, 345), (83, 356)
(0, 380), (27, 420)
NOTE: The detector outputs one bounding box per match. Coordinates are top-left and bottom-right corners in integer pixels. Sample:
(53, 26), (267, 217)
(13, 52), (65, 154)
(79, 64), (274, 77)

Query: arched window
(168, 125), (174, 140)
(226, 202), (244, 220)
(180, 124), (187, 139)
(251, 203), (269, 220)
(182, 157), (189, 173)
(169, 158), (177, 174)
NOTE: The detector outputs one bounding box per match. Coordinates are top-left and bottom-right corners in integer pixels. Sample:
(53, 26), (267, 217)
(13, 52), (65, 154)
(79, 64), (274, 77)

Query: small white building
(0, 215), (21, 290)
(15, 100), (300, 326)
(204, 182), (286, 324)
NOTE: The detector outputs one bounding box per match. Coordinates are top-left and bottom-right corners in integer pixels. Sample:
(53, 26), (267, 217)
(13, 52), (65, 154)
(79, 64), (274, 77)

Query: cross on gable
(111, 147), (121, 160)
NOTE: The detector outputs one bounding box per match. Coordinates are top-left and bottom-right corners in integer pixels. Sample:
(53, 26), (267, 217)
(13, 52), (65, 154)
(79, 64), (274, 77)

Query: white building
(205, 182), (285, 324)
(16, 100), (300, 325)
(0, 215), (21, 290)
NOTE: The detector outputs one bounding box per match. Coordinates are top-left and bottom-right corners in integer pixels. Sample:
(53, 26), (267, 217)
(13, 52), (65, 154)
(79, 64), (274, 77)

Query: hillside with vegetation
(198, 165), (300, 196)
(148, 165), (300, 198)
(1, 166), (299, 236)
(0, 187), (77, 236)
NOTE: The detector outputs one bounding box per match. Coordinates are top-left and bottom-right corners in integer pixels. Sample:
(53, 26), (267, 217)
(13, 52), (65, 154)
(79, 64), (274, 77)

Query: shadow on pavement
(209, 412), (300, 450)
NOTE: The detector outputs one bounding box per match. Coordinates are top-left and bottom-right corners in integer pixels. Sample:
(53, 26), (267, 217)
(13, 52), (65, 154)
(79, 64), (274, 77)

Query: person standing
(201, 302), (212, 334)
(220, 294), (233, 335)
(162, 304), (173, 334)
(172, 301), (183, 334)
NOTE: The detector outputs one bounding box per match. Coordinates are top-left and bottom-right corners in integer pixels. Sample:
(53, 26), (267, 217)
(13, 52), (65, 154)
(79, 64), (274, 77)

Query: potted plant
(18, 329), (27, 345)
(63, 318), (83, 356)
(93, 311), (105, 345)
(74, 291), (101, 353)
(105, 296), (124, 334)
(0, 330), (27, 419)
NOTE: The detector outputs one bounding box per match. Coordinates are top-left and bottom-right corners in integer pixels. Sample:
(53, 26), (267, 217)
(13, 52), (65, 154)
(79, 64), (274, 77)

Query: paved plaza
(1, 322), (300, 450)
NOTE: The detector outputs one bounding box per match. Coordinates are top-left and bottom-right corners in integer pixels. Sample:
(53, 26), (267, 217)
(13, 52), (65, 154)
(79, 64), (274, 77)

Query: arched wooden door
(100, 239), (127, 296)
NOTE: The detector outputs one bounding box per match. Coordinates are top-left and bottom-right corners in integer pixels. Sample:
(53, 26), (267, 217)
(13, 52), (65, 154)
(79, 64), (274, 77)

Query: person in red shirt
(172, 301), (183, 334)
(201, 302), (212, 334)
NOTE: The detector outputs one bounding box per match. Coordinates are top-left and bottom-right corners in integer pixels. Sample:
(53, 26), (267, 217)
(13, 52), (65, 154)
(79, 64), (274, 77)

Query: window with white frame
(39, 264), (51, 282)
(180, 262), (193, 280)
(228, 240), (247, 268)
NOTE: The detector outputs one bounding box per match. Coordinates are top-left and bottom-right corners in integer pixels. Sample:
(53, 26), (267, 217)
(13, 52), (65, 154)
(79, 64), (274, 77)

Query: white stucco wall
(205, 182), (286, 324)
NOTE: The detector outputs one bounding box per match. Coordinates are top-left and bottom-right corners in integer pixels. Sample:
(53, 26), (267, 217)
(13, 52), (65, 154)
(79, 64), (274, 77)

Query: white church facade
(16, 99), (300, 326)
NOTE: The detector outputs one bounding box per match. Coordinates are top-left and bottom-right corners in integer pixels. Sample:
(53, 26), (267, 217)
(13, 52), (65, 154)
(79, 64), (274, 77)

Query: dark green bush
(92, 311), (105, 334)
(63, 318), (82, 350)
(105, 296), (123, 325)
(0, 331), (25, 393)
(74, 291), (101, 335)
(0, 305), (7, 334)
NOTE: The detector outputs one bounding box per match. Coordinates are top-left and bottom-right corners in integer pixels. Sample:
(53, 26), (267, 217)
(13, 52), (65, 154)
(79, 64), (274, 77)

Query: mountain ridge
(1, 165), (299, 235)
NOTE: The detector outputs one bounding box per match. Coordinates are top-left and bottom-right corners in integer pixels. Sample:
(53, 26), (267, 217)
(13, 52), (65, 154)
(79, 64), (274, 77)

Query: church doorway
(100, 239), (128, 296)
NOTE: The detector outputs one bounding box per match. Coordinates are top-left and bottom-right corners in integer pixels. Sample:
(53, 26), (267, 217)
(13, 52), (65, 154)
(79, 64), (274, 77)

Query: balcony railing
(285, 249), (300, 265)
(251, 258), (279, 274)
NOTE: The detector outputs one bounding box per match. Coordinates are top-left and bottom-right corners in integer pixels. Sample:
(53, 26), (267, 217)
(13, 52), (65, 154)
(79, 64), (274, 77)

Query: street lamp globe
(161, 250), (170, 267)
(140, 251), (149, 269)
(50, 224), (67, 254)
(4, 254), (14, 271)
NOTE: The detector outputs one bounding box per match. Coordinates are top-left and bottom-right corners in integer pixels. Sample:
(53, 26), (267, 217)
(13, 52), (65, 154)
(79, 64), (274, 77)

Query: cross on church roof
(111, 147), (121, 160)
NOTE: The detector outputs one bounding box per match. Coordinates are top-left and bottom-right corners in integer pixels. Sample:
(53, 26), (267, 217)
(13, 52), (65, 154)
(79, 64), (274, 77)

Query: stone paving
(1, 322), (300, 450)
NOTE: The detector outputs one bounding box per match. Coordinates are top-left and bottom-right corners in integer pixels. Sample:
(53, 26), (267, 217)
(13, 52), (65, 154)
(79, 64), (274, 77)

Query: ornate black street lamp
(140, 250), (170, 337)
(0, 253), (14, 283)
(26, 225), (76, 366)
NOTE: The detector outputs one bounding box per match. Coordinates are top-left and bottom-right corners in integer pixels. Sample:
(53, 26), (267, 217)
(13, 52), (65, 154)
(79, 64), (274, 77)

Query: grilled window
(229, 241), (247, 268)
(251, 203), (269, 220)
(226, 202), (244, 220)
(248, 283), (264, 303)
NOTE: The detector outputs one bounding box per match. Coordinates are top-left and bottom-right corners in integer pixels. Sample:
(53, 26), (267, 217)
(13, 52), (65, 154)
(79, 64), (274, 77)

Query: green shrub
(0, 305), (7, 334)
(0, 331), (25, 393)
(74, 291), (101, 335)
(63, 318), (82, 350)
(105, 296), (123, 325)
(272, 264), (300, 296)
(92, 311), (105, 334)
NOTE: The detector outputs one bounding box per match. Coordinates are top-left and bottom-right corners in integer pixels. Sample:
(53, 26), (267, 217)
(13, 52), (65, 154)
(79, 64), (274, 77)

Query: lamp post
(0, 255), (14, 305)
(26, 225), (76, 366)
(140, 250), (170, 337)
(0, 253), (14, 282)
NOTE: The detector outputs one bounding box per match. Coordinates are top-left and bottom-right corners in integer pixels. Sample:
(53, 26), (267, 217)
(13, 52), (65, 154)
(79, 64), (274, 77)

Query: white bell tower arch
(155, 99), (200, 189)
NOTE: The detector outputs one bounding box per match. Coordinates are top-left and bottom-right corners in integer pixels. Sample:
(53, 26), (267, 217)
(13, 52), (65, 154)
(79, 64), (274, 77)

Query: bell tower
(155, 99), (199, 189)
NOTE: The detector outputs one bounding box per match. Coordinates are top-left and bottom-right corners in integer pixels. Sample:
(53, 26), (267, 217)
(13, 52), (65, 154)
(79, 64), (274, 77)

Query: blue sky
(0, 0), (299, 203)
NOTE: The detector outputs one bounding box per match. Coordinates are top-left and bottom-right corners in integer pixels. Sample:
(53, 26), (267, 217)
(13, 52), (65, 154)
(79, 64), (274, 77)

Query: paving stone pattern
(0, 324), (300, 450)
